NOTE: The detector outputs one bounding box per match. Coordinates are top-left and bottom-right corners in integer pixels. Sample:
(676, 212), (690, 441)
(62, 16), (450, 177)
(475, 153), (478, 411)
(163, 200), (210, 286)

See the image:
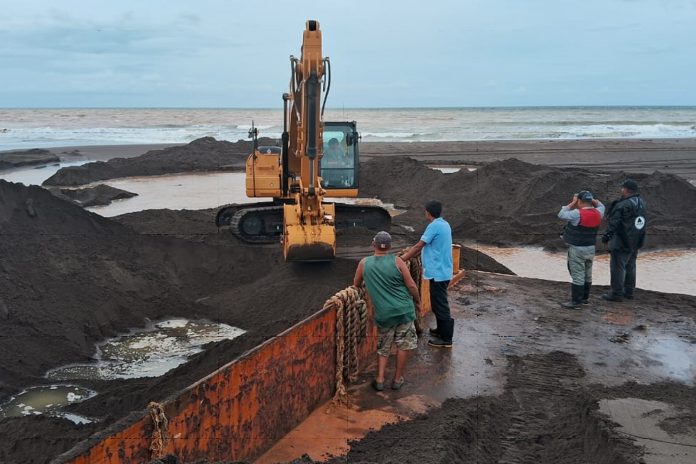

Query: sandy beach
(1, 137), (695, 463)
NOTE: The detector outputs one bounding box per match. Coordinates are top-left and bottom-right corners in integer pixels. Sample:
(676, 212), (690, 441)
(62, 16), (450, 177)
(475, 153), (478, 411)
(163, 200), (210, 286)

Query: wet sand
(2, 138), (696, 463)
(263, 271), (696, 464)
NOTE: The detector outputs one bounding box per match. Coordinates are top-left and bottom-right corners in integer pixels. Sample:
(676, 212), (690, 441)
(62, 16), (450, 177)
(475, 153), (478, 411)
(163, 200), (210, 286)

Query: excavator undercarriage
(216, 202), (392, 244)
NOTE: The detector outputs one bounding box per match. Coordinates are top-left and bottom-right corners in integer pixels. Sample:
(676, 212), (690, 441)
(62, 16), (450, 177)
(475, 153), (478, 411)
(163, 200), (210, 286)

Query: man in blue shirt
(400, 200), (454, 348)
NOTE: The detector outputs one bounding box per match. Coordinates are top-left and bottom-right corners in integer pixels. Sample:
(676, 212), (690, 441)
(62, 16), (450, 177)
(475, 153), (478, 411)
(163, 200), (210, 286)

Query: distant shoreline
(3, 137), (696, 181)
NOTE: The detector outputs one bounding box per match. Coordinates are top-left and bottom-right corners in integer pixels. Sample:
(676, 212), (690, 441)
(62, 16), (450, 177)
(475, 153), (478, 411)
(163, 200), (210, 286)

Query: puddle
(475, 245), (696, 296)
(0, 160), (89, 186)
(429, 165), (478, 173)
(631, 333), (696, 383)
(47, 319), (245, 380)
(0, 385), (95, 423)
(82, 172), (260, 217)
(599, 398), (696, 464)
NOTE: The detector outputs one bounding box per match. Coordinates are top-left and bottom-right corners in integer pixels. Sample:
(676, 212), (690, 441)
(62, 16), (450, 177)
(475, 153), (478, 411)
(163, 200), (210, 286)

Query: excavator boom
(216, 20), (391, 260)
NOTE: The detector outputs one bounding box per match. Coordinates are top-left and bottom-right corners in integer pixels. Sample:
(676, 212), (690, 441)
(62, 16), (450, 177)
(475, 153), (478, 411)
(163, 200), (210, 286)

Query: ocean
(1, 106), (696, 151)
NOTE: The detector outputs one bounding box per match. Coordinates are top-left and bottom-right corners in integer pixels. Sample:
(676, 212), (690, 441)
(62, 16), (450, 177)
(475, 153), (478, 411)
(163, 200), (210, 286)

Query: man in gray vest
(558, 190), (605, 308)
(601, 179), (647, 302)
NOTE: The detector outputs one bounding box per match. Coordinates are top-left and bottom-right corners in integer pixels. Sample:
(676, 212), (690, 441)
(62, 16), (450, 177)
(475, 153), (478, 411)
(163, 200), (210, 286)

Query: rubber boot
(561, 284), (584, 309)
(582, 282), (591, 305)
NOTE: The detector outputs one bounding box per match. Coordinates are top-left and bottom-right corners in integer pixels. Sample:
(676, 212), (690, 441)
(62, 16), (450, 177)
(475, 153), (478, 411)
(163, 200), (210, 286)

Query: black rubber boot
(582, 282), (591, 305)
(561, 284), (584, 309)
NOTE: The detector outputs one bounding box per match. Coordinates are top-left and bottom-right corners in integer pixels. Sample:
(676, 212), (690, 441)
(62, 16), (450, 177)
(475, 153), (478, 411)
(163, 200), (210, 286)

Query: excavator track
(216, 202), (392, 244)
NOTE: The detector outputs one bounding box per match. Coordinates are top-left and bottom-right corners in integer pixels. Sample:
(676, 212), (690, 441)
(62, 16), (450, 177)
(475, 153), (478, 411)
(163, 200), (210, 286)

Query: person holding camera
(558, 190), (605, 308)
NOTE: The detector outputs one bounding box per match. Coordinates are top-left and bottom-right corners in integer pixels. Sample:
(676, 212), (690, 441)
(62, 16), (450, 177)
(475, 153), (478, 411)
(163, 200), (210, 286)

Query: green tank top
(363, 255), (416, 328)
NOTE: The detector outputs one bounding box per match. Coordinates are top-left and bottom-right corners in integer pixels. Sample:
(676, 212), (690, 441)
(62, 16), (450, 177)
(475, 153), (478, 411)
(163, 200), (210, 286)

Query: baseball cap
(577, 190), (593, 202)
(373, 231), (392, 250)
(622, 179), (638, 191)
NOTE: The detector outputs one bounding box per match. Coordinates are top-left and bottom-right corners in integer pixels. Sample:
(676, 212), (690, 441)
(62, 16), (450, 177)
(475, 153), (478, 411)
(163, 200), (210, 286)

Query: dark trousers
(430, 279), (454, 342)
(610, 249), (638, 297)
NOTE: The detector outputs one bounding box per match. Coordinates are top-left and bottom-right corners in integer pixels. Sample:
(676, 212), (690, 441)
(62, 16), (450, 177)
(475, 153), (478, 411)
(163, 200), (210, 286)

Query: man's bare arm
(397, 258), (421, 305)
(400, 240), (426, 262)
(353, 259), (365, 287)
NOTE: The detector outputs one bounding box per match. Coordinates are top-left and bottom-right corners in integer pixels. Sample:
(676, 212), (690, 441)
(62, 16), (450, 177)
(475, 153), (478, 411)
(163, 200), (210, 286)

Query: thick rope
(148, 401), (169, 459)
(401, 253), (424, 334)
(323, 285), (367, 404)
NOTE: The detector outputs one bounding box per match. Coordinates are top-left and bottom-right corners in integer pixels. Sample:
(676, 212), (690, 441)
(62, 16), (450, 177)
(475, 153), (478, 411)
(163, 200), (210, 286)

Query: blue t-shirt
(420, 217), (453, 282)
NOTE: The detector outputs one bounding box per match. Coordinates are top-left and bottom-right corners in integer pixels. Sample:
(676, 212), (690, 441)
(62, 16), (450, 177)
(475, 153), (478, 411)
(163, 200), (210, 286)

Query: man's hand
(592, 199), (599, 207)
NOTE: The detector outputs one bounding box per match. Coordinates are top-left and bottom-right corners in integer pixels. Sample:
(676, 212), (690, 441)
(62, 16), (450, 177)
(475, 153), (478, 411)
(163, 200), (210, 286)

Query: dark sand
(2, 138), (696, 463)
(50, 185), (138, 207)
(0, 179), (509, 463)
(16, 137), (696, 183)
(0, 149), (59, 170)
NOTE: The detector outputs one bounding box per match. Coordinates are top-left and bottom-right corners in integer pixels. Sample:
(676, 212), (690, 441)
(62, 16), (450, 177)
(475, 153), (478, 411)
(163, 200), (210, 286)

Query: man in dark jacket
(601, 179), (647, 302)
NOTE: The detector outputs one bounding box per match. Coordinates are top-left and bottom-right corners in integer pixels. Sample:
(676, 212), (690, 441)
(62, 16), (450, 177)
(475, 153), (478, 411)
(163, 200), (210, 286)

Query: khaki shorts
(377, 321), (418, 357)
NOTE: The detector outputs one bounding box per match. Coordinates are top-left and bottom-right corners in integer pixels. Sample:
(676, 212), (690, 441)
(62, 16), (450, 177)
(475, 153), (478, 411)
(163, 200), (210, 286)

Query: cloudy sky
(1, 0), (695, 108)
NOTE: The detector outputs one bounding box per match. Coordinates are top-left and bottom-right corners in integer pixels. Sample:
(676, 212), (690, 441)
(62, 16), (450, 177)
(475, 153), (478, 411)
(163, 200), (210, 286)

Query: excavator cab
(320, 121), (359, 195)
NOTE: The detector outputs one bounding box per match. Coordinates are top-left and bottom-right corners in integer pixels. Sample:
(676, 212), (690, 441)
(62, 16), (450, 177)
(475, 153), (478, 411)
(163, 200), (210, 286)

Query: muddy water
(600, 398), (696, 464)
(85, 172), (258, 217)
(0, 385), (95, 423)
(0, 160), (88, 185)
(47, 319), (245, 381)
(475, 245), (696, 296)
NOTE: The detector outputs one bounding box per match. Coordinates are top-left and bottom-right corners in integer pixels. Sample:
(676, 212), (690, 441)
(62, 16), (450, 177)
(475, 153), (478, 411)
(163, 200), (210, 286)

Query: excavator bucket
(283, 203), (336, 261)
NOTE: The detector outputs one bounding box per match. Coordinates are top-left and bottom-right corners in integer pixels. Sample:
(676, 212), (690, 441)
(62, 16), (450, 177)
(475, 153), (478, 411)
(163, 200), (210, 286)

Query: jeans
(610, 250), (638, 297)
(430, 279), (453, 343)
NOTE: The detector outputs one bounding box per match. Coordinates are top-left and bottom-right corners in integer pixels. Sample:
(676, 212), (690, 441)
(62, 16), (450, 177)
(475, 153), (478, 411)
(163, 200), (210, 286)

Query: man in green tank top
(354, 231), (422, 391)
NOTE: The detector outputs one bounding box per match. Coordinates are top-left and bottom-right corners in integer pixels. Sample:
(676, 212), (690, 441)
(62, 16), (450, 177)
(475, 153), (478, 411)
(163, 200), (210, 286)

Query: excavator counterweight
(216, 20), (391, 260)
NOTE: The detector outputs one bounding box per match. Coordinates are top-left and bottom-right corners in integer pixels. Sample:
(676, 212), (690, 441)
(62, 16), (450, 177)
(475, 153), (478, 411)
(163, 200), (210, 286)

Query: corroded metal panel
(57, 272), (434, 463)
(58, 303), (376, 463)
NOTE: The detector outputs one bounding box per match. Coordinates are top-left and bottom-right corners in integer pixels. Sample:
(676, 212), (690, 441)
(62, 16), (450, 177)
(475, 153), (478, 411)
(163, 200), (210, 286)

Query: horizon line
(3, 105), (696, 111)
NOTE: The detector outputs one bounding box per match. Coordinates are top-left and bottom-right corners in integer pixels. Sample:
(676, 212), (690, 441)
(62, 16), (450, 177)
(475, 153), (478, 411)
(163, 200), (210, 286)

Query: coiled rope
(323, 285), (368, 404)
(148, 401), (169, 459)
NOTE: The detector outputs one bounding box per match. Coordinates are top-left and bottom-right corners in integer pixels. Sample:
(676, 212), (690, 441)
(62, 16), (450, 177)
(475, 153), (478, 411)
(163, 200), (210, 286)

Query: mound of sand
(0, 149), (59, 170)
(0, 180), (383, 462)
(42, 137), (274, 187)
(360, 157), (696, 250)
(51, 184), (138, 207)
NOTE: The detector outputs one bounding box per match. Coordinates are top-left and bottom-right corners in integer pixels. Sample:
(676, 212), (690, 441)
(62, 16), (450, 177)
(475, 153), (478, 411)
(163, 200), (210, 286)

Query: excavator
(216, 20), (391, 261)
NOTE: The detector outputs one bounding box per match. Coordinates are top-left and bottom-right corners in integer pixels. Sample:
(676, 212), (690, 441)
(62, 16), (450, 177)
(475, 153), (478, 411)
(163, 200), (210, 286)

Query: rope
(401, 253), (423, 334)
(323, 285), (367, 404)
(147, 401), (169, 459)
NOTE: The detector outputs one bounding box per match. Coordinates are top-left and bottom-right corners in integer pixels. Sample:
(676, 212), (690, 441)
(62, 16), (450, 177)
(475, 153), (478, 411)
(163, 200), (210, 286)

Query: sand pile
(361, 157), (696, 250)
(0, 149), (59, 170)
(42, 137), (274, 186)
(0, 179), (359, 462)
(50, 185), (138, 207)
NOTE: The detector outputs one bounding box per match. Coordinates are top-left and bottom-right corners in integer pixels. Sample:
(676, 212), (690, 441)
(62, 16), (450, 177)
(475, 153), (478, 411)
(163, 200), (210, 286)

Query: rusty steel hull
(54, 299), (386, 463)
(52, 250), (459, 463)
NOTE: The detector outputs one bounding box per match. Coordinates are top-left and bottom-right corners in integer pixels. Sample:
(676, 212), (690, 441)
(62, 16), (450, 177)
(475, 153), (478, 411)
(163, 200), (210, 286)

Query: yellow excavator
(216, 20), (391, 261)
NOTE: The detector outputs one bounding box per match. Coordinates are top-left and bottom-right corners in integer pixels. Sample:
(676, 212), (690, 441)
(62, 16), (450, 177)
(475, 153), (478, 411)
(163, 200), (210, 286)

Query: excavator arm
(216, 20), (391, 261)
(282, 20), (337, 261)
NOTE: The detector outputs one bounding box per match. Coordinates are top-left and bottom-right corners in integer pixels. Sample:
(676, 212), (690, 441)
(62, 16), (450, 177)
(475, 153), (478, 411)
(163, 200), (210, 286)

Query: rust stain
(59, 281), (432, 464)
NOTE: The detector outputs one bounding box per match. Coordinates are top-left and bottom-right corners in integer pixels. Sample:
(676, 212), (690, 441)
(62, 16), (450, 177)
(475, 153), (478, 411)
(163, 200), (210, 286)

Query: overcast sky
(1, 0), (695, 108)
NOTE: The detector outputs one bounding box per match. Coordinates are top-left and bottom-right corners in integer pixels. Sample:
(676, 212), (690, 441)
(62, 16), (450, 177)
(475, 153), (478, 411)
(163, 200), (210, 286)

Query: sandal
(391, 377), (405, 390)
(371, 379), (385, 391)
